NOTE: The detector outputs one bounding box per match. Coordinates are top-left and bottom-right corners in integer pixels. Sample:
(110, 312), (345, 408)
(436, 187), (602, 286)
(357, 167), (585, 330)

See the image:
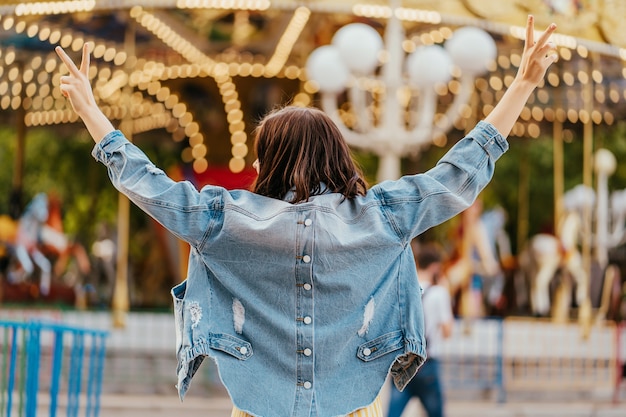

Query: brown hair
(251, 106), (368, 203)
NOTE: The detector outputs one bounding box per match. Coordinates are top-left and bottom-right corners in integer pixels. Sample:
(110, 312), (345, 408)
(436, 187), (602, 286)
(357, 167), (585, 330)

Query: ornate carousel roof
(0, 0), (625, 174)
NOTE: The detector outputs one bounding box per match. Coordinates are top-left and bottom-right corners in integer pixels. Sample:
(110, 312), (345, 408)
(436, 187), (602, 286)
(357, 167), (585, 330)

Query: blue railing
(0, 320), (107, 417)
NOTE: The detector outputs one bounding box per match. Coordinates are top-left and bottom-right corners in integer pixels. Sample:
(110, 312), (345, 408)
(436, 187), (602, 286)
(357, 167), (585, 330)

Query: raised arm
(56, 43), (114, 143)
(485, 15), (557, 137)
(56, 43), (214, 246)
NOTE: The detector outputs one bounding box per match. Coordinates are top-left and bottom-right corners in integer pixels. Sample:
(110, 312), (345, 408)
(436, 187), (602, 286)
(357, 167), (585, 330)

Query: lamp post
(305, 3), (496, 182)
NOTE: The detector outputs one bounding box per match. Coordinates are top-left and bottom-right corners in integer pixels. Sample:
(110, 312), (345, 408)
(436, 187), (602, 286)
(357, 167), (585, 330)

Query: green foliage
(493, 123), (626, 251)
(596, 121), (626, 190)
(394, 122), (626, 254)
(0, 125), (119, 242)
(0, 127), (15, 212)
(352, 150), (379, 186)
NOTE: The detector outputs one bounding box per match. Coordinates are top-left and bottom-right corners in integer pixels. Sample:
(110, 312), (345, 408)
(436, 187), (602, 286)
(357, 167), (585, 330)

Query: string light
(131, 6), (248, 173)
(176, 0), (270, 10)
(0, 2), (621, 173)
(264, 7), (310, 77)
(14, 1), (96, 16)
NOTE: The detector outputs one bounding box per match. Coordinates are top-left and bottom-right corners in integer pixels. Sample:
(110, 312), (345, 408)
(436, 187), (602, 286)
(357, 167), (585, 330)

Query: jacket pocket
(209, 333), (253, 360)
(357, 330), (404, 361)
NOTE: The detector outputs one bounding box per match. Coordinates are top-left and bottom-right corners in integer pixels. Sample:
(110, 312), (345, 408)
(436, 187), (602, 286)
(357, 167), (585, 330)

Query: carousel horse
(517, 209), (588, 320)
(4, 193), (91, 305)
(8, 193), (56, 295)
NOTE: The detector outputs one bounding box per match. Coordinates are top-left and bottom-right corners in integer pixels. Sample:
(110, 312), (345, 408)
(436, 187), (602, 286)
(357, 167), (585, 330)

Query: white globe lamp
(305, 45), (350, 94)
(445, 27), (497, 75)
(407, 45), (453, 88)
(332, 23), (383, 75)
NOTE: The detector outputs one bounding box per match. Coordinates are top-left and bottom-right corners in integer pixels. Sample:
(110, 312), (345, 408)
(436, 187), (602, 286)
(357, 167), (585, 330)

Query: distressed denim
(92, 120), (507, 417)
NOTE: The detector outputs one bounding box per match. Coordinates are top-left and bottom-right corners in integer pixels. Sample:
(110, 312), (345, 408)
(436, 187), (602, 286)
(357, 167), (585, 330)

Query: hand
(483, 16), (558, 137)
(55, 43), (97, 117)
(515, 15), (558, 87)
(55, 42), (115, 143)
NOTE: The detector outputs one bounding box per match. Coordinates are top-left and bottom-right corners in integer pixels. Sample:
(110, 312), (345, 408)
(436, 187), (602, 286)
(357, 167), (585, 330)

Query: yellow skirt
(231, 395), (382, 417)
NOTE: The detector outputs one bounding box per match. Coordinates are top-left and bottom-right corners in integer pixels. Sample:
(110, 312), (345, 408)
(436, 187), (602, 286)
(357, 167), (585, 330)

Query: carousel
(0, 0), (625, 329)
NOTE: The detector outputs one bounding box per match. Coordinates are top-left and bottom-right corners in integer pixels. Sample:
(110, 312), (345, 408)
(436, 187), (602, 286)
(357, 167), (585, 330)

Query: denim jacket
(92, 121), (507, 417)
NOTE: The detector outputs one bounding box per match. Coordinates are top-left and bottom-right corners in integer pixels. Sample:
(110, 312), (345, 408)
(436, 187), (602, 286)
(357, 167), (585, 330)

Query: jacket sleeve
(92, 130), (219, 247)
(373, 121), (508, 243)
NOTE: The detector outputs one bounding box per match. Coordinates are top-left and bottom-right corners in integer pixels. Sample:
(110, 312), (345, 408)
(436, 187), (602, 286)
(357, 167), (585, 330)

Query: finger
(536, 40), (558, 63)
(524, 15), (534, 52)
(79, 42), (91, 76)
(536, 41), (557, 57)
(55, 46), (81, 76)
(545, 53), (558, 65)
(59, 84), (71, 98)
(533, 23), (557, 51)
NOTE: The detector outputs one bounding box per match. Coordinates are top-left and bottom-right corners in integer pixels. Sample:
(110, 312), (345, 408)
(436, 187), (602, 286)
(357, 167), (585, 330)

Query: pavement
(21, 384), (626, 417)
(92, 390), (626, 417)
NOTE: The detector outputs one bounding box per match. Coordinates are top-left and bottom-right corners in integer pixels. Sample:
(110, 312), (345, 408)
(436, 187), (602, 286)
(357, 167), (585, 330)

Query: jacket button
(303, 348), (312, 356)
(239, 346), (248, 355)
(304, 218), (312, 226)
(303, 381), (312, 389)
(303, 316), (312, 325)
(302, 255), (311, 263)
(363, 348), (372, 356)
(303, 283), (312, 291)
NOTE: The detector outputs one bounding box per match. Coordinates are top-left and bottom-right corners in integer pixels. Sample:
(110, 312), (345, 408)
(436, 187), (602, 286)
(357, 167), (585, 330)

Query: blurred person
(55, 15), (557, 417)
(89, 222), (117, 307)
(386, 242), (453, 417)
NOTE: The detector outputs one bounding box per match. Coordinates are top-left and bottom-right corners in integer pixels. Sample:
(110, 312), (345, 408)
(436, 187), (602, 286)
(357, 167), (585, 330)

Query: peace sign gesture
(484, 15), (557, 137)
(56, 43), (95, 116)
(56, 43), (114, 142)
(516, 15), (558, 86)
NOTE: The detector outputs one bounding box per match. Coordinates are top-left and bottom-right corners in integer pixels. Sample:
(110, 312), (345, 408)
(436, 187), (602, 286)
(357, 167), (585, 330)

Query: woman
(56, 15), (556, 417)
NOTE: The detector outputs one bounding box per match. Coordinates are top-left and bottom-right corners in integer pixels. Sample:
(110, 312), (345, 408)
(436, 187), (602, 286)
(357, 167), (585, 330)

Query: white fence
(503, 318), (618, 394)
(1, 309), (625, 401)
